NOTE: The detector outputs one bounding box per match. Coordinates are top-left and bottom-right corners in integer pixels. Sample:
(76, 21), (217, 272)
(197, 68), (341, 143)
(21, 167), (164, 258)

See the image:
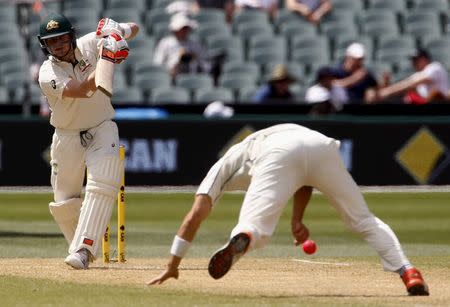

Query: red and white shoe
(401, 268), (429, 296)
(208, 233), (251, 279)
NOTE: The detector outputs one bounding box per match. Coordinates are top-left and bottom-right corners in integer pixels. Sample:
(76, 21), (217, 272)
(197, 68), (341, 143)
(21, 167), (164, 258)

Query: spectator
(328, 42), (379, 104)
(252, 64), (297, 103)
(305, 66), (348, 114)
(166, 1), (197, 15)
(373, 49), (449, 104)
(193, 0), (235, 23)
(234, 0), (278, 20)
(285, 0), (332, 25)
(153, 13), (210, 79)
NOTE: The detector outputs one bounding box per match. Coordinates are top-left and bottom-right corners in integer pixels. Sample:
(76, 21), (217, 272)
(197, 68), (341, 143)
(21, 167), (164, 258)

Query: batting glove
(100, 33), (129, 64)
(96, 18), (122, 38)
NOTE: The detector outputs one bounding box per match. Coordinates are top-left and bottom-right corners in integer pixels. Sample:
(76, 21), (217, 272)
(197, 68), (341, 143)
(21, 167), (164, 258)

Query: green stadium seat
(249, 48), (286, 67)
(423, 37), (450, 55)
(222, 61), (260, 82)
(151, 87), (191, 104)
(290, 35), (330, 63)
(134, 70), (172, 99)
(330, 0), (365, 12)
(175, 74), (214, 96)
(64, 0), (103, 12)
(367, 0), (407, 12)
(102, 8), (142, 24)
(0, 86), (9, 104)
(248, 35), (287, 62)
(401, 11), (443, 40)
(238, 86), (258, 102)
(219, 72), (258, 99)
(144, 8), (171, 35)
(107, 0), (147, 11)
(112, 86), (145, 105)
(193, 8), (226, 25)
(376, 35), (416, 63)
(232, 10), (270, 33)
(151, 0), (173, 9)
(194, 87), (234, 104)
(196, 22), (232, 44)
(412, 0), (449, 13)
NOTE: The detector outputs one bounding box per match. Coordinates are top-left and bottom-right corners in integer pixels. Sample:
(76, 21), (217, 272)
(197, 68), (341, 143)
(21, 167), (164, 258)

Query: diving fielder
(38, 12), (139, 269)
(149, 123), (429, 296)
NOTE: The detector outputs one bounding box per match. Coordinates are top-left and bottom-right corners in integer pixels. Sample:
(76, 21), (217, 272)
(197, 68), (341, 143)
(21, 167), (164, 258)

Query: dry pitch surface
(1, 257), (449, 306)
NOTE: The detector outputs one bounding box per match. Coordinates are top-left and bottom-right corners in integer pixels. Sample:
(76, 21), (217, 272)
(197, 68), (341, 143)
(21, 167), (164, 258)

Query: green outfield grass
(0, 191), (449, 306)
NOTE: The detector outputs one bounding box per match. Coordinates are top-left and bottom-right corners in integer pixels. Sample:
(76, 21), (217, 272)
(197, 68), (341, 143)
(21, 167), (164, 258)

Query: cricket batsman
(37, 12), (139, 269)
(149, 123), (429, 296)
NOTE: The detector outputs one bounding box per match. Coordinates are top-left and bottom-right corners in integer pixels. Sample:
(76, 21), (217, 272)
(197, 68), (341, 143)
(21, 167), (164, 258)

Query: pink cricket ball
(302, 239), (317, 255)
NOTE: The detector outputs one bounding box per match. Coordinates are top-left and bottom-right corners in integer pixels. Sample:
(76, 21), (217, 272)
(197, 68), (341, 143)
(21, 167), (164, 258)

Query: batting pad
(69, 155), (123, 256)
(49, 198), (82, 244)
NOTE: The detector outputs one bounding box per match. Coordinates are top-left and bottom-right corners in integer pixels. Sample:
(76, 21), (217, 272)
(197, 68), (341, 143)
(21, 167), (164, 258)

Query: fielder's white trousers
(197, 126), (410, 272)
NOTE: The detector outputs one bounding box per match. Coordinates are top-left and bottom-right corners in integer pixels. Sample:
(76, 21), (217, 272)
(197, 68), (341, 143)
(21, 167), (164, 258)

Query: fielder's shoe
(401, 268), (429, 296)
(64, 248), (90, 270)
(208, 233), (250, 279)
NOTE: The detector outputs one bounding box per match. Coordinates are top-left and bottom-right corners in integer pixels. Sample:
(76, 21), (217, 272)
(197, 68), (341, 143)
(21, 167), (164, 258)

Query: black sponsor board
(0, 116), (449, 185)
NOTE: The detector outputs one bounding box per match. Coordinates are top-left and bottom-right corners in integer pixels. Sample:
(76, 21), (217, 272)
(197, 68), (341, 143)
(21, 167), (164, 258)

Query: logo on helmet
(46, 20), (59, 31)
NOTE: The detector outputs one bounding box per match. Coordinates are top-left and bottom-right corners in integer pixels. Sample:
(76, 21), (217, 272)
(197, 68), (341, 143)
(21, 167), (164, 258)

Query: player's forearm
(313, 1), (332, 19)
(292, 186), (312, 223)
(63, 71), (97, 98)
(286, 0), (311, 15)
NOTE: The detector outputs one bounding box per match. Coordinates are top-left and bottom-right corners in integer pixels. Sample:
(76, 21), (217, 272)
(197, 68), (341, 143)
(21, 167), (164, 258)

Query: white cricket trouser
(50, 120), (122, 257)
(197, 125), (410, 272)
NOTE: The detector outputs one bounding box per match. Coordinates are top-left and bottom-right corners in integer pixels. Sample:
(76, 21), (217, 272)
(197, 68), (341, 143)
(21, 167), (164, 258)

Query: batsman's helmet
(38, 12), (76, 55)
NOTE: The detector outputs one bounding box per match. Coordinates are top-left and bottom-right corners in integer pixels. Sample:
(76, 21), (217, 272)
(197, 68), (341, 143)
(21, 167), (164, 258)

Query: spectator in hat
(252, 64), (297, 103)
(305, 66), (348, 114)
(328, 42), (379, 103)
(154, 13), (210, 78)
(372, 48), (449, 104)
(285, 0), (332, 25)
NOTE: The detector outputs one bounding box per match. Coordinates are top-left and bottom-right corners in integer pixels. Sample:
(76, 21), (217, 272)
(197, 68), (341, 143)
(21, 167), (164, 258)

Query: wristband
(119, 23), (132, 39)
(170, 235), (191, 258)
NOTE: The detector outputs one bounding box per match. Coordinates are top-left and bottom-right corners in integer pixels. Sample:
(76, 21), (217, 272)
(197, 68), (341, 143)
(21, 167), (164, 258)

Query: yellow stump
(117, 145), (126, 263)
(102, 144), (126, 263)
(102, 224), (110, 263)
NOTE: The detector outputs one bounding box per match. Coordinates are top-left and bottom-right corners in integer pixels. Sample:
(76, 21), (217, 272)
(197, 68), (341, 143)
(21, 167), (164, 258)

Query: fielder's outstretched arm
(148, 194), (212, 285)
(291, 186), (313, 246)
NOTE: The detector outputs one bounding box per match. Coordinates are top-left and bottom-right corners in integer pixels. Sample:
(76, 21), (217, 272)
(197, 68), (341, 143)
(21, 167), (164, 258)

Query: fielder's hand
(100, 33), (129, 64)
(147, 267), (179, 285)
(292, 221), (309, 246)
(96, 18), (122, 38)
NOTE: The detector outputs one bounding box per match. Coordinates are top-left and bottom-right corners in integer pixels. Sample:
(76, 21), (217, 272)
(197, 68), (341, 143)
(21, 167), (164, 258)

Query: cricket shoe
(64, 248), (90, 270)
(401, 268), (429, 296)
(208, 233), (250, 279)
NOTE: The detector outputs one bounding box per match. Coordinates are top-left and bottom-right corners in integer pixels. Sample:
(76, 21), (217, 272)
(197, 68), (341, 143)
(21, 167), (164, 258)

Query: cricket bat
(95, 47), (115, 98)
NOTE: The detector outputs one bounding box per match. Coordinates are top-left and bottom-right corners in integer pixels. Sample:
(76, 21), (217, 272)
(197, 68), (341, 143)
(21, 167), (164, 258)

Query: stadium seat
(134, 71), (172, 99)
(236, 22), (274, 47)
(320, 10), (356, 33)
(0, 86), (9, 104)
(401, 11), (442, 40)
(151, 0), (173, 9)
(111, 86), (144, 105)
(423, 37), (450, 55)
(279, 21), (317, 42)
(320, 22), (358, 43)
(273, 8), (310, 33)
(64, 0), (103, 12)
(238, 86), (258, 102)
(175, 73), (214, 93)
(102, 8), (142, 24)
(144, 8), (171, 35)
(232, 10), (270, 33)
(358, 9), (399, 38)
(222, 61), (260, 82)
(29, 83), (43, 105)
(107, 0), (147, 11)
(291, 49), (330, 70)
(412, 0), (449, 14)
(196, 22), (232, 44)
(366, 0), (407, 12)
(112, 70), (128, 91)
(193, 8), (226, 25)
(248, 35), (287, 62)
(249, 48), (286, 68)
(151, 87), (191, 104)
(194, 87), (234, 104)
(3, 72), (30, 104)
(376, 35), (416, 64)
(290, 35), (330, 63)
(219, 72), (258, 99)
(330, 0), (365, 12)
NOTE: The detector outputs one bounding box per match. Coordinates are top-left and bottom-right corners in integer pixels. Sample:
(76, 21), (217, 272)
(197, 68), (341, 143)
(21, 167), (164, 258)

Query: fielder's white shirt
(414, 62), (449, 98)
(39, 32), (115, 130)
